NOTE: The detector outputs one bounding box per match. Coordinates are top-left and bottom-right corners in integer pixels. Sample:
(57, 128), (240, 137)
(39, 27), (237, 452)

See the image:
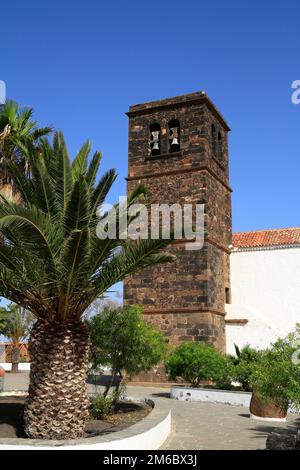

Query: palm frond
(90, 169), (117, 220)
(31, 127), (52, 141)
(63, 177), (90, 233)
(24, 144), (59, 217)
(0, 203), (60, 276)
(52, 132), (72, 212)
(59, 228), (90, 318)
(86, 151), (102, 188)
(71, 140), (91, 181)
(85, 238), (175, 309)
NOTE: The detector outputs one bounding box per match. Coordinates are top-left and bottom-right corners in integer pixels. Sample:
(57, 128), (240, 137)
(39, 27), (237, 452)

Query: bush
(87, 305), (168, 395)
(230, 344), (264, 392)
(90, 394), (113, 419)
(248, 328), (300, 409)
(165, 341), (233, 388)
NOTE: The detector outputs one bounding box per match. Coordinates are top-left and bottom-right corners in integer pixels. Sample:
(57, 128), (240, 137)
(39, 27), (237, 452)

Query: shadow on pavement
(150, 392), (171, 399)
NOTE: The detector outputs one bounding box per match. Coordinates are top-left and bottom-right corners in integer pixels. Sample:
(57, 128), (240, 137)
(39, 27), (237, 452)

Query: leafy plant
(87, 305), (168, 396)
(90, 382), (126, 419)
(249, 327), (300, 409)
(90, 394), (114, 419)
(165, 341), (232, 388)
(230, 344), (263, 392)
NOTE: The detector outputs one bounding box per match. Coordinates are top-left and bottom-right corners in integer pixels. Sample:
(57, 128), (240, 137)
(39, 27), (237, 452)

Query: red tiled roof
(233, 228), (300, 249)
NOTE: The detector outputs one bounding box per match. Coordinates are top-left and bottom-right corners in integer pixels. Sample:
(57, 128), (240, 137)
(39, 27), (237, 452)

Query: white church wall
(226, 246), (300, 354)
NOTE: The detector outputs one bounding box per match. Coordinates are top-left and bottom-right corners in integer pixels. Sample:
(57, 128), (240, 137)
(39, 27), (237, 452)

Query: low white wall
(171, 387), (299, 414)
(171, 386), (251, 407)
(0, 363), (31, 372)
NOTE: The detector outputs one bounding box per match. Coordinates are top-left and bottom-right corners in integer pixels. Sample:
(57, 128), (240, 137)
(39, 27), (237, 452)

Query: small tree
(165, 341), (232, 388)
(0, 302), (35, 372)
(249, 326), (300, 410)
(230, 344), (264, 392)
(87, 305), (168, 396)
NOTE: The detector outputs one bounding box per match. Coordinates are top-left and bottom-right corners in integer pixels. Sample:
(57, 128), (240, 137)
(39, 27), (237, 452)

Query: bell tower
(124, 91), (232, 373)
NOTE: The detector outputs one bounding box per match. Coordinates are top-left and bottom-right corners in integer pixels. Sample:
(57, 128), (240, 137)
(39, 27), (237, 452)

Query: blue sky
(1, 0), (299, 233)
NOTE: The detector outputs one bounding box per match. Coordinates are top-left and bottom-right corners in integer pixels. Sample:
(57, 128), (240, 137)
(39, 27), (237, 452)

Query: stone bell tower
(124, 91), (232, 363)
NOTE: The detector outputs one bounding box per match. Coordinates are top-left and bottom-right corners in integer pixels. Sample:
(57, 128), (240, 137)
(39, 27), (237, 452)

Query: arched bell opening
(168, 119), (180, 153)
(211, 124), (217, 155)
(217, 131), (223, 161)
(150, 122), (161, 156)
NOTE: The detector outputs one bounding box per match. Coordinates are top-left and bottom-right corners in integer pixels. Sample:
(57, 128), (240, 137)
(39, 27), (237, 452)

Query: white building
(226, 228), (300, 354)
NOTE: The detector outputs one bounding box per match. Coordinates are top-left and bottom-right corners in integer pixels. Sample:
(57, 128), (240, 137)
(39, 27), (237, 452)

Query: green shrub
(87, 305), (168, 396)
(165, 341), (233, 388)
(249, 329), (300, 409)
(90, 394), (114, 419)
(230, 344), (264, 392)
(215, 358), (234, 390)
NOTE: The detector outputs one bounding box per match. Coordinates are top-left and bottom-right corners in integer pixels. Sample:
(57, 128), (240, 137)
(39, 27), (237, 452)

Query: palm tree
(0, 131), (174, 439)
(0, 302), (34, 372)
(0, 100), (52, 196)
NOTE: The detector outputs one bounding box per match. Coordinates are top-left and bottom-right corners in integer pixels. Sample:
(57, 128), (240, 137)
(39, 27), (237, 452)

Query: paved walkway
(126, 386), (300, 450)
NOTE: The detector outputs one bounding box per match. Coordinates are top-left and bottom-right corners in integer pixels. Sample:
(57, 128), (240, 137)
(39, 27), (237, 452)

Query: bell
(169, 126), (179, 150)
(152, 141), (159, 151)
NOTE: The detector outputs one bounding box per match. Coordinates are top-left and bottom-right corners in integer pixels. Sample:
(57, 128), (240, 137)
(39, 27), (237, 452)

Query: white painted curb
(250, 413), (286, 423)
(0, 408), (171, 450)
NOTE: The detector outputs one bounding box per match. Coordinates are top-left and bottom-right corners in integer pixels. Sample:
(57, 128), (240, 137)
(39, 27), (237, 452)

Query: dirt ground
(0, 397), (151, 439)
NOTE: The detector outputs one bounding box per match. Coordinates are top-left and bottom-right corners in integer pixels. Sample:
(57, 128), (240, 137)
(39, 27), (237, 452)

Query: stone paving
(126, 386), (300, 450)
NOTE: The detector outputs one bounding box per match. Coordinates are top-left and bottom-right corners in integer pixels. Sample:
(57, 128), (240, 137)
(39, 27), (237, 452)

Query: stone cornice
(126, 92), (230, 132)
(126, 165), (233, 193)
(169, 238), (231, 254)
(225, 319), (248, 325)
(142, 307), (226, 317)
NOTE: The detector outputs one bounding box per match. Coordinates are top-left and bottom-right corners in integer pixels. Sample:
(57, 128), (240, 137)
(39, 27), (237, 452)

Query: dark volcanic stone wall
(124, 92), (232, 372)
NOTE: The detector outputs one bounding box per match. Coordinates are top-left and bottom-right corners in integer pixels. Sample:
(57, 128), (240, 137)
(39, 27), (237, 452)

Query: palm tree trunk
(11, 346), (20, 373)
(24, 319), (91, 440)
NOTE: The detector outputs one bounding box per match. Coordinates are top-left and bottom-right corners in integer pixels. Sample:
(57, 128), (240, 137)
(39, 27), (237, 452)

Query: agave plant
(0, 100), (51, 192)
(0, 131), (174, 439)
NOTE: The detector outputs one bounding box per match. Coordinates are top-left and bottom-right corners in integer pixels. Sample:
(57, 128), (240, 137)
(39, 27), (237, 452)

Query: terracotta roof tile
(232, 228), (300, 249)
